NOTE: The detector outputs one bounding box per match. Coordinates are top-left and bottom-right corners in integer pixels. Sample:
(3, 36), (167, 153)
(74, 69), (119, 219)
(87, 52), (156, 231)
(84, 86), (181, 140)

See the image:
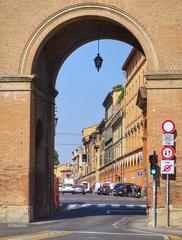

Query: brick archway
(19, 3), (159, 79)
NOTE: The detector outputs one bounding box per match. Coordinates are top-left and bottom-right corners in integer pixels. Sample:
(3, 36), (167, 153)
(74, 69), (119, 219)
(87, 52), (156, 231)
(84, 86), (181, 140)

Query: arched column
(146, 72), (182, 227)
(0, 74), (57, 222)
(0, 75), (33, 222)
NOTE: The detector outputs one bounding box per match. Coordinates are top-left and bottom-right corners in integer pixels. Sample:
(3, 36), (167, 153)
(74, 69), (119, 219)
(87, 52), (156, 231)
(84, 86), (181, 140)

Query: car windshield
(75, 185), (83, 188)
(64, 184), (73, 187)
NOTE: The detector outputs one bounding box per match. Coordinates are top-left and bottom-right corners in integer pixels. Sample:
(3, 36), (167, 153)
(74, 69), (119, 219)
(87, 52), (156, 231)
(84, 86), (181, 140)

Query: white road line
(66, 204), (78, 209)
(126, 204), (135, 207)
(112, 217), (128, 227)
(140, 204), (146, 208)
(97, 204), (106, 207)
(80, 204), (92, 208)
(111, 204), (120, 208)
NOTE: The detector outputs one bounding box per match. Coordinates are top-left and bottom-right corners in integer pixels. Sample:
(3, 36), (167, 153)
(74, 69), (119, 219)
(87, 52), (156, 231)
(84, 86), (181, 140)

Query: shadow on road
(34, 200), (146, 222)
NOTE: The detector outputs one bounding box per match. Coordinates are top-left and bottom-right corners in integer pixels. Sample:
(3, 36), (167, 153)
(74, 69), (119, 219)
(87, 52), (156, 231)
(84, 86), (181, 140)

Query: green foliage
(118, 87), (125, 102)
(54, 150), (60, 165)
(112, 84), (123, 91)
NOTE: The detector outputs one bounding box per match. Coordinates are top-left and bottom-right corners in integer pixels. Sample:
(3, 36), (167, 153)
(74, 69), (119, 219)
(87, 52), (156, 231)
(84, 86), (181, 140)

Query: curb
(116, 216), (182, 240)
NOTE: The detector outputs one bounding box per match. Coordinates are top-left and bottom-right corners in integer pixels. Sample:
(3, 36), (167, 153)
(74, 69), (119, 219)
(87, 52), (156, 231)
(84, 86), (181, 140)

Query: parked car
(101, 185), (111, 195)
(112, 183), (125, 196)
(73, 184), (86, 194)
(97, 186), (111, 195)
(117, 184), (128, 196)
(117, 184), (142, 197)
(97, 187), (103, 195)
(59, 184), (63, 193)
(81, 181), (90, 193)
(131, 185), (142, 198)
(61, 183), (74, 194)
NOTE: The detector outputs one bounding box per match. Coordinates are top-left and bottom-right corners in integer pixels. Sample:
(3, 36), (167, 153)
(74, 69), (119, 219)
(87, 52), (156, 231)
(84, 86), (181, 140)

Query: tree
(54, 150), (60, 165)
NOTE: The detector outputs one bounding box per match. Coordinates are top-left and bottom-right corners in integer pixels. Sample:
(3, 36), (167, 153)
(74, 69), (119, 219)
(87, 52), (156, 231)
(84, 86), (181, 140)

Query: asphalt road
(0, 194), (170, 240)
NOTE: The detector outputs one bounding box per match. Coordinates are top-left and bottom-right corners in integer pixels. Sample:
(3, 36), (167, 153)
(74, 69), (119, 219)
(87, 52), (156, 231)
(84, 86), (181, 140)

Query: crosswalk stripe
(111, 204), (120, 207)
(66, 204), (78, 210)
(80, 204), (92, 208)
(0, 230), (71, 240)
(62, 203), (146, 210)
(97, 204), (106, 207)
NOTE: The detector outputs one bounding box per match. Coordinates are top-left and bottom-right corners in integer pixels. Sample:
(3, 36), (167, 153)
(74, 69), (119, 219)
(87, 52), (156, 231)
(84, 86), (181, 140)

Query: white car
(61, 183), (74, 194)
(59, 184), (63, 192)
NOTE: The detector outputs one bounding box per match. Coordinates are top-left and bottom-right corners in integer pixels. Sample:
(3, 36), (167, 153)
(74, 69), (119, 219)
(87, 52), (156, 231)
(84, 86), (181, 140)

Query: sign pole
(153, 175), (156, 227)
(166, 174), (169, 227)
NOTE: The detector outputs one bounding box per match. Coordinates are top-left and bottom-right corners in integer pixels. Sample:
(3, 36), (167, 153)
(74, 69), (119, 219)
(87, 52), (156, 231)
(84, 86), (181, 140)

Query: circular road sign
(162, 120), (175, 133)
(161, 146), (175, 160)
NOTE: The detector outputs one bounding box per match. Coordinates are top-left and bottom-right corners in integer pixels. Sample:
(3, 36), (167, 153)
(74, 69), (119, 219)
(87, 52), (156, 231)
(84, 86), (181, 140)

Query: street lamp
(54, 116), (58, 127)
(94, 39), (103, 72)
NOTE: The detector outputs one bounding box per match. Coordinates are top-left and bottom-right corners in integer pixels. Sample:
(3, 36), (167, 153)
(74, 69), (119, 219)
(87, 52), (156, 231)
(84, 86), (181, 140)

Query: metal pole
(166, 174), (169, 227)
(153, 175), (156, 227)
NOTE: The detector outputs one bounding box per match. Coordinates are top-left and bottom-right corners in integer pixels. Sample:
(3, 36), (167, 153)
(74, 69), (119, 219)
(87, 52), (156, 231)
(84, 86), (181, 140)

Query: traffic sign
(161, 146), (175, 160)
(161, 160), (175, 174)
(162, 120), (175, 133)
(138, 171), (142, 176)
(162, 134), (174, 146)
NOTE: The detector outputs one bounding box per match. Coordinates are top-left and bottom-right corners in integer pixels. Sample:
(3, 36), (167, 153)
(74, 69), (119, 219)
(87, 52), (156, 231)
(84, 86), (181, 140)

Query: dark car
(97, 187), (103, 195)
(131, 185), (142, 198)
(117, 184), (128, 196)
(101, 185), (111, 195)
(117, 184), (142, 197)
(112, 183), (125, 196)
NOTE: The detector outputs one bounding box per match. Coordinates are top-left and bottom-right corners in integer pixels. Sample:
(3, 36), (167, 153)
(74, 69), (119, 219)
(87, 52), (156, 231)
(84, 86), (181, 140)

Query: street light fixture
(94, 39), (103, 72)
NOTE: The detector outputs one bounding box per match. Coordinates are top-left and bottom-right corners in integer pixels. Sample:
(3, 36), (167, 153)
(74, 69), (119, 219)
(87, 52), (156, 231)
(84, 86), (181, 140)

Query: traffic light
(149, 153), (158, 175)
(82, 154), (87, 162)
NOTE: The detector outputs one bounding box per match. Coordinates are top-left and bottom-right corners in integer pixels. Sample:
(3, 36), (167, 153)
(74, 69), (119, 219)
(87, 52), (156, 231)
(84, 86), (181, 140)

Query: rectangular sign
(162, 134), (174, 146)
(161, 160), (175, 175)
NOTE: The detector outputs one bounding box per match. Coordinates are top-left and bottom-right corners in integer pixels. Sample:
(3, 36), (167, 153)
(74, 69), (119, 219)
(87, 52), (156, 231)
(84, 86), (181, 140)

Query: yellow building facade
(99, 86), (124, 183)
(54, 163), (73, 184)
(122, 49), (147, 188)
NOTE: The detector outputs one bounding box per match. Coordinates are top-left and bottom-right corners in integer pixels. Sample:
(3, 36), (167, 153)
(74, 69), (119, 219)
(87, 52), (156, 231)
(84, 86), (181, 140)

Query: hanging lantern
(94, 39), (103, 72)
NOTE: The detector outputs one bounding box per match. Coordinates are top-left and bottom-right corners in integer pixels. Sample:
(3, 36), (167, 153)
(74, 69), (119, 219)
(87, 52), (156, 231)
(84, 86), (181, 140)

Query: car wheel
(128, 192), (132, 197)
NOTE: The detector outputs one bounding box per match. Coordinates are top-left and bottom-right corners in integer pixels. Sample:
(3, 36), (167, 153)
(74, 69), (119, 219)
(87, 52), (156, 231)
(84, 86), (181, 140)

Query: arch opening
(32, 16), (144, 88)
(28, 7), (157, 221)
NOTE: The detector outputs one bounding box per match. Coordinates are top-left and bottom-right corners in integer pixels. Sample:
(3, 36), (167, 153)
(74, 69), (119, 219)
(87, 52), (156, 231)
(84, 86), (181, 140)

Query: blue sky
(55, 40), (132, 163)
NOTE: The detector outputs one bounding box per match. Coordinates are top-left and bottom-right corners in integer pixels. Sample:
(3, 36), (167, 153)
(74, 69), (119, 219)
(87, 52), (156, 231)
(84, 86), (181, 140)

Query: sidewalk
(117, 216), (182, 239)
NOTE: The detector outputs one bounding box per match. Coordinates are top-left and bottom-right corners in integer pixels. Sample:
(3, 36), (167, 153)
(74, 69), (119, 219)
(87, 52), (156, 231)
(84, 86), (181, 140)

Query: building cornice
(145, 72), (182, 80)
(0, 74), (35, 82)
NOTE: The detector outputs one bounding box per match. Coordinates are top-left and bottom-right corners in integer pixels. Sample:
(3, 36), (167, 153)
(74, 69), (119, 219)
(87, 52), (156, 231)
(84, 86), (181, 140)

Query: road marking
(62, 203), (146, 210)
(0, 230), (71, 240)
(140, 204), (146, 208)
(97, 204), (106, 207)
(112, 217), (128, 227)
(66, 204), (78, 210)
(71, 230), (170, 239)
(80, 204), (92, 208)
(111, 204), (120, 208)
(126, 204), (135, 208)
